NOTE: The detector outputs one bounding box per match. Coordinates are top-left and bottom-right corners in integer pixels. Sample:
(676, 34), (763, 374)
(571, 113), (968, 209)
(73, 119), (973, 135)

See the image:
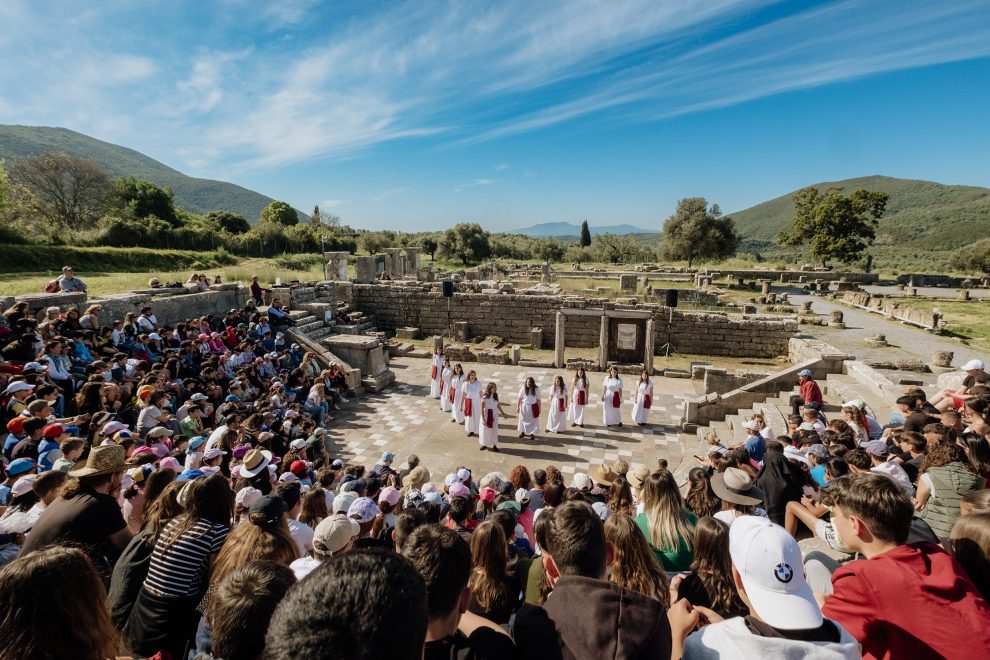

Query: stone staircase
(328, 303), (378, 336)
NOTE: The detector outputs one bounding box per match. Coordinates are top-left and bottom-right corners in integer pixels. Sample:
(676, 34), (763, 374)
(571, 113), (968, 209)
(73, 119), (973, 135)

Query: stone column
(619, 274), (637, 292)
(932, 350), (954, 368)
(554, 312), (565, 368)
(404, 247), (422, 272)
(644, 319), (655, 375)
(958, 289), (971, 300)
(325, 252), (349, 281)
(432, 335), (444, 352)
(599, 314), (609, 370)
(384, 248), (403, 278)
(354, 256), (375, 283)
(398, 255), (408, 279)
(760, 280), (771, 295)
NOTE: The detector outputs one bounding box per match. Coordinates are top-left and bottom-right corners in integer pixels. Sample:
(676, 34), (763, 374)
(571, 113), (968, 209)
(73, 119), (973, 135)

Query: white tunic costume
(631, 380), (653, 425)
(440, 366), (454, 412)
(517, 385), (541, 436)
(462, 380), (482, 434)
(480, 395), (500, 448)
(449, 374), (465, 423)
(569, 378), (589, 426)
(546, 386), (567, 433)
(430, 353), (444, 398)
(602, 376), (624, 427)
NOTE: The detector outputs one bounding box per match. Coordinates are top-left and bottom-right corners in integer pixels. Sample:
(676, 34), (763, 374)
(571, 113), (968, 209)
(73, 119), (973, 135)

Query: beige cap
(313, 513), (360, 556)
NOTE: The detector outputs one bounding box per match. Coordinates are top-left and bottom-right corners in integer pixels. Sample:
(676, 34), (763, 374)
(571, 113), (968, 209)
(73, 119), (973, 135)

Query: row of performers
(429, 353), (655, 451)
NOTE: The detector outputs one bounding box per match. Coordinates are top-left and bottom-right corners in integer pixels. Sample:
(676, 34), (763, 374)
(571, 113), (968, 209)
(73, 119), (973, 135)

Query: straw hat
(711, 467), (765, 506)
(69, 444), (127, 478)
(590, 463), (618, 488)
(239, 449), (273, 477)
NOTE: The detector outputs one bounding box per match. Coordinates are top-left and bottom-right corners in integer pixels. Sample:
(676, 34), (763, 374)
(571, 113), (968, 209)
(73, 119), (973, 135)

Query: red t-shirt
(800, 379), (824, 407)
(822, 542), (990, 659)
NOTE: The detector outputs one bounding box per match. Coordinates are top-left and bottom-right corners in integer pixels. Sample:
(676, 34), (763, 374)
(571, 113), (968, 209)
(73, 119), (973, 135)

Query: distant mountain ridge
(0, 124), (294, 223)
(729, 175), (990, 250)
(515, 221), (658, 237)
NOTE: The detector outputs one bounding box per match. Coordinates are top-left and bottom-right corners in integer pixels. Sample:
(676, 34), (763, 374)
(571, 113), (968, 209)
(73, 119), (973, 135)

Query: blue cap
(798, 369), (813, 377)
(188, 435), (207, 450)
(381, 451), (395, 463)
(225, 395), (240, 402)
(6, 458), (38, 476)
(177, 469), (205, 482)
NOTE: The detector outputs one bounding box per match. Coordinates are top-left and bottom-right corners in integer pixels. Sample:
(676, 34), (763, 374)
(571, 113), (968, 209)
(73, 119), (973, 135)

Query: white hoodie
(684, 616), (861, 659)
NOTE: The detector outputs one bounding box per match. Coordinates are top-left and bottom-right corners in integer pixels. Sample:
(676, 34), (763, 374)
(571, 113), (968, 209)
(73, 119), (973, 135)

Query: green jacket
(921, 462), (984, 538)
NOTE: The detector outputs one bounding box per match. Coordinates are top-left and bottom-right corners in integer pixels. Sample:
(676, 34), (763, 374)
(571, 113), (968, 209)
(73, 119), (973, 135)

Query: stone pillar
(432, 335), (444, 352)
(599, 315), (609, 370)
(404, 247), (422, 271)
(908, 287), (917, 297)
(325, 252), (349, 281)
(511, 345), (521, 365)
(383, 248), (403, 278)
(619, 274), (637, 292)
(958, 289), (971, 301)
(644, 319), (655, 375)
(760, 280), (771, 295)
(801, 301), (814, 314)
(354, 256), (376, 283)
(829, 310), (845, 329)
(932, 350), (954, 368)
(554, 312), (565, 368)
(530, 327), (543, 350)
(398, 255), (408, 279)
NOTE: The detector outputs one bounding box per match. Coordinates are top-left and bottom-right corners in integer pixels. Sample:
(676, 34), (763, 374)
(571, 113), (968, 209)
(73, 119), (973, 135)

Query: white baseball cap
(729, 516), (823, 630)
(962, 359), (985, 371)
(572, 473), (593, 491)
(742, 420), (759, 431)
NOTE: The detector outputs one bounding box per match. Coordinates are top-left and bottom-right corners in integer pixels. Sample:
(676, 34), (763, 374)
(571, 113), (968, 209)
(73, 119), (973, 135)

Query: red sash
(576, 390), (586, 406)
(431, 366), (437, 380)
(644, 394), (652, 409)
(485, 409), (494, 428)
(464, 398), (472, 416)
(532, 402), (540, 418)
(612, 391), (621, 408)
(557, 397), (566, 412)
(449, 386), (456, 403)
(440, 380), (445, 395)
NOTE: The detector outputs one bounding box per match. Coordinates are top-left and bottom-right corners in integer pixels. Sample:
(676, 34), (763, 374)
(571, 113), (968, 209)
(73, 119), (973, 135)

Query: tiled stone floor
(326, 357), (700, 480)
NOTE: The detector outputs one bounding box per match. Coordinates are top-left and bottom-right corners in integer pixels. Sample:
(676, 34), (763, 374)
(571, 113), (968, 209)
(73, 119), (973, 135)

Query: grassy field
(0, 258), (327, 298)
(895, 299), (990, 351)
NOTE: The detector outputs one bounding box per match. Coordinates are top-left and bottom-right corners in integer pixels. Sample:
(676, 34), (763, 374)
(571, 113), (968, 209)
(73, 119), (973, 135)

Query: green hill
(0, 124), (296, 222)
(730, 175), (990, 251)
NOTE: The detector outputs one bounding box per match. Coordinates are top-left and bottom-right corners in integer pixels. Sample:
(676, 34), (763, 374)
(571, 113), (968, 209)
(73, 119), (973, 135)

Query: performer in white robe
(546, 375), (568, 433)
(601, 367), (623, 427)
(449, 364), (465, 424)
(462, 370), (482, 436)
(429, 347), (444, 399)
(569, 368), (590, 427)
(480, 382), (511, 451)
(631, 371), (653, 426)
(439, 359), (453, 413)
(517, 377), (541, 438)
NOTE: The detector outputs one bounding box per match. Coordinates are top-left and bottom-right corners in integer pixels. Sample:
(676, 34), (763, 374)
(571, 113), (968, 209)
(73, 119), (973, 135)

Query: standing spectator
(514, 501), (672, 659)
(250, 275), (264, 303)
(57, 266), (87, 293)
(790, 369), (824, 416)
(821, 472), (990, 658)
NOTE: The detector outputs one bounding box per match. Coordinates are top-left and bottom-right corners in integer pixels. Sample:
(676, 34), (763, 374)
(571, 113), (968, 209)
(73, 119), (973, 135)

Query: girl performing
(480, 382), (511, 452)
(517, 377), (541, 439)
(439, 358), (453, 413)
(430, 347), (444, 399)
(546, 376), (568, 433)
(449, 364), (466, 424)
(631, 370), (653, 426)
(462, 370), (482, 437)
(569, 367), (589, 428)
(602, 366), (624, 428)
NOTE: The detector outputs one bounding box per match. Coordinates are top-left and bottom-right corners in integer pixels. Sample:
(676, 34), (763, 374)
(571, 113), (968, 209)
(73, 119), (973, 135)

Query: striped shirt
(144, 517), (229, 598)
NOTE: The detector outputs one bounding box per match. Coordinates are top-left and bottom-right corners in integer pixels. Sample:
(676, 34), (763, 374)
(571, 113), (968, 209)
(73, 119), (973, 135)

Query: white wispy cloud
(370, 187), (409, 203)
(455, 178), (498, 192)
(1, 0), (988, 174)
(321, 199), (348, 209)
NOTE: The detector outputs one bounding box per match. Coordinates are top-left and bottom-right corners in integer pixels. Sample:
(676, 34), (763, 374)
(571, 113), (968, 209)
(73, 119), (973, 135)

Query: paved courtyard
(325, 357), (702, 481)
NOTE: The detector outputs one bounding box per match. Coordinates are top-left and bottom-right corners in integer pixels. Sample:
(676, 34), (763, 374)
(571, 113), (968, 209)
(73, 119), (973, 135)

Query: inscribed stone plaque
(616, 323), (637, 350)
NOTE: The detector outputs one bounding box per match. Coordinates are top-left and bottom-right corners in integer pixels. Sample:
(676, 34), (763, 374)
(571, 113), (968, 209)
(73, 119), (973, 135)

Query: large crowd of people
(1, 267), (990, 659)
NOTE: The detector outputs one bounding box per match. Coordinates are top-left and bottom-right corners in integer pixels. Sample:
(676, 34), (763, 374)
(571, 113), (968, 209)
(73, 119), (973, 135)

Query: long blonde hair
(605, 513), (670, 606)
(642, 469), (695, 552)
(210, 511), (298, 589)
(468, 521), (511, 612)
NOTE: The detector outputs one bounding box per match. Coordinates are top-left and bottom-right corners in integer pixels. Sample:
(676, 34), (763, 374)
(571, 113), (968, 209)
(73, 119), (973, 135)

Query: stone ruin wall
(350, 284), (796, 358)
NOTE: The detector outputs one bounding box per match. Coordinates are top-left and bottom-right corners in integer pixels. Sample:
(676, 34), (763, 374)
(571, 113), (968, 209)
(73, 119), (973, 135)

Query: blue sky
(1, 0), (989, 231)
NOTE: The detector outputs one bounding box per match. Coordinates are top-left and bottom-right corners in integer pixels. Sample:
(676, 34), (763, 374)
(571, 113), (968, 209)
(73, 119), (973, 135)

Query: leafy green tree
(438, 223), (493, 266)
(206, 210), (251, 234)
(565, 245), (593, 264)
(533, 238), (566, 262)
(579, 220), (592, 247)
(113, 177), (179, 226)
(9, 151), (111, 230)
(310, 205), (322, 228)
(659, 198), (740, 268)
(259, 200), (299, 226)
(778, 187), (888, 266)
(950, 238), (990, 276)
(421, 237), (438, 260)
(592, 233), (648, 264)
(359, 231), (390, 255)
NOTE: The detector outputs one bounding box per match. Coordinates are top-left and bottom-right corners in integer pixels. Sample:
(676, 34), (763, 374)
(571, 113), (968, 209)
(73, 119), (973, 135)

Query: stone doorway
(608, 317), (647, 363)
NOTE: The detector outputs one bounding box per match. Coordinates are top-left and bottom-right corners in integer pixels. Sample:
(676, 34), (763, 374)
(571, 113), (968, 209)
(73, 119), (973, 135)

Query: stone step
(293, 314), (318, 325)
(287, 310), (309, 320)
(825, 373), (893, 421)
(297, 320), (325, 334)
(305, 327), (335, 340)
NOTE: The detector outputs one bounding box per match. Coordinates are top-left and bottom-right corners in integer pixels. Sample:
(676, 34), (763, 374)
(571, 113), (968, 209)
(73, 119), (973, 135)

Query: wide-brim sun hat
(69, 444), (127, 478)
(711, 467), (764, 506)
(239, 449), (273, 477)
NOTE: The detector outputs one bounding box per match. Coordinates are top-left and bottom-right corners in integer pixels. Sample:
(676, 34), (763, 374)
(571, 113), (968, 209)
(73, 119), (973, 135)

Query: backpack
(44, 280), (59, 293)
